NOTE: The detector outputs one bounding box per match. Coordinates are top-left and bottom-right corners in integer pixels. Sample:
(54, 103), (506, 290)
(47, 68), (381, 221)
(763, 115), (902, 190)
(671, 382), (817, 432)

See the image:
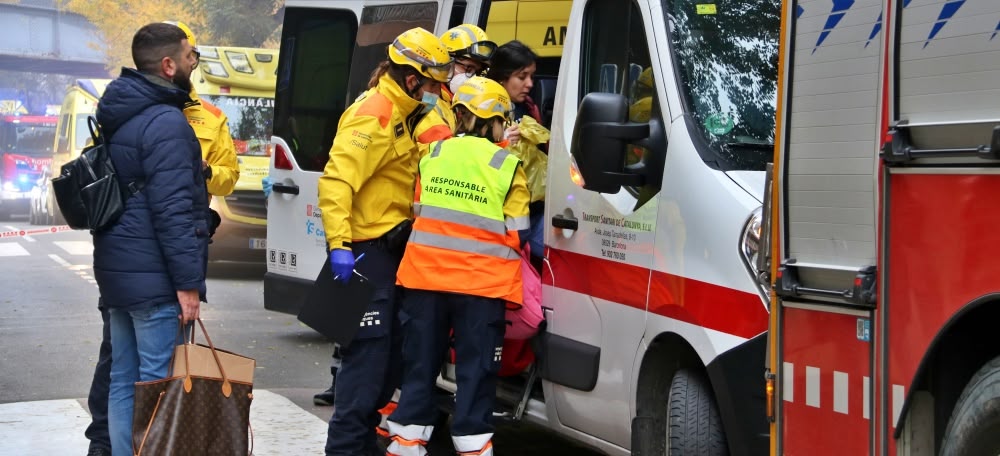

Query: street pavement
(0, 218), (604, 455)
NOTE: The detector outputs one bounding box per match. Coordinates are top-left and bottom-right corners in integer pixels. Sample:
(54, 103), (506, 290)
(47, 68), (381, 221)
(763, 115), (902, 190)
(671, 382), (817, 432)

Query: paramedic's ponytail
(367, 61), (391, 89)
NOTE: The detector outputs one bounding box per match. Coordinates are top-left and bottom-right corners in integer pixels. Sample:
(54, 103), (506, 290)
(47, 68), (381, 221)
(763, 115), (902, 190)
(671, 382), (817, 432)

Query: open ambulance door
(265, 0), (486, 314)
(770, 0), (884, 453)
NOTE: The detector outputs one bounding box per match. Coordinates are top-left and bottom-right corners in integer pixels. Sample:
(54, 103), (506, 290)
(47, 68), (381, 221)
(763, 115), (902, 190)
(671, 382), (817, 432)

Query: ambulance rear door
(265, 0), (485, 314)
(772, 0), (885, 453)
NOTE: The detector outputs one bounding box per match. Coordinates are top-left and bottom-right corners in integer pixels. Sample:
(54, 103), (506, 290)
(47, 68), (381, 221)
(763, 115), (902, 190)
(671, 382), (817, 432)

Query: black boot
(313, 366), (337, 406)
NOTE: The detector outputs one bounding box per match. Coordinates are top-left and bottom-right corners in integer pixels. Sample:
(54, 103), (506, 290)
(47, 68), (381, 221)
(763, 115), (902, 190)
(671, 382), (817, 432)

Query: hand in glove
(262, 175), (273, 198)
(330, 249), (355, 283)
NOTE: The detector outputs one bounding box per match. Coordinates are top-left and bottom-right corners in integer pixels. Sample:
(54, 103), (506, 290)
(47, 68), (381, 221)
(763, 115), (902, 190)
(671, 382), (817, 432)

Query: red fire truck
(766, 0), (1000, 454)
(0, 114), (56, 220)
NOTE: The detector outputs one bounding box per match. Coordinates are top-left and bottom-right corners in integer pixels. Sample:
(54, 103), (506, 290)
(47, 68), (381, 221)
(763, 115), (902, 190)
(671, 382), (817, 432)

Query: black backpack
(51, 116), (143, 232)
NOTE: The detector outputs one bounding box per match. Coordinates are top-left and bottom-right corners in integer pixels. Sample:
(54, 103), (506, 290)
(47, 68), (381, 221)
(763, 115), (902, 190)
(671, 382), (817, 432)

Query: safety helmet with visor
(440, 24), (497, 66)
(388, 28), (454, 83)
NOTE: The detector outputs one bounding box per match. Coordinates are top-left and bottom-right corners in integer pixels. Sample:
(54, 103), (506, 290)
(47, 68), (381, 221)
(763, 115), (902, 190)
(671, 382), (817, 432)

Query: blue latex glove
(262, 175), (273, 198)
(330, 249), (355, 283)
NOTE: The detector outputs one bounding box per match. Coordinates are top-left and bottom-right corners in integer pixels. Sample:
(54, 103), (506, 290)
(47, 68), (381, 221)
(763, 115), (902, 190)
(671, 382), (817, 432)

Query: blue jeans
(108, 303), (181, 456)
(519, 210), (544, 258)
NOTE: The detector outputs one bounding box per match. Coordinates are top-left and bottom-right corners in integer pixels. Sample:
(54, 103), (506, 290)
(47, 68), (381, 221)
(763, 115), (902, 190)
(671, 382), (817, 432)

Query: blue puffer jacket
(93, 68), (209, 311)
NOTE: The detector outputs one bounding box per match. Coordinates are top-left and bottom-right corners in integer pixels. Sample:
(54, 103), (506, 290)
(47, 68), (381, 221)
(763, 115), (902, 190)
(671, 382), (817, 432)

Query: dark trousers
(325, 240), (403, 456)
(389, 289), (506, 436)
(85, 298), (112, 452)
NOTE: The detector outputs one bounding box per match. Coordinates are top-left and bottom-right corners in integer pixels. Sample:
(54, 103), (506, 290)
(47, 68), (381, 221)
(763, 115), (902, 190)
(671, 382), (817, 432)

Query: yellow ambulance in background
(31, 78), (109, 225)
(486, 0), (571, 59)
(193, 45), (278, 263)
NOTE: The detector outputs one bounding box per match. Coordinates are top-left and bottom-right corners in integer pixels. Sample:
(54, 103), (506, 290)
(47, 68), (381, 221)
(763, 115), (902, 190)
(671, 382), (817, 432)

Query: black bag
(51, 116), (143, 231)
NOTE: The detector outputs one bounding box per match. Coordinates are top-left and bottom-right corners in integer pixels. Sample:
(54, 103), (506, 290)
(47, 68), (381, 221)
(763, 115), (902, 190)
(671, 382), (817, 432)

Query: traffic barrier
(0, 225), (73, 239)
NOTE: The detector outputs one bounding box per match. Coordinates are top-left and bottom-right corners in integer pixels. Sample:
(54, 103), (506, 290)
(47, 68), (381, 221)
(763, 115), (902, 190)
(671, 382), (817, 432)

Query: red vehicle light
(274, 143), (293, 170)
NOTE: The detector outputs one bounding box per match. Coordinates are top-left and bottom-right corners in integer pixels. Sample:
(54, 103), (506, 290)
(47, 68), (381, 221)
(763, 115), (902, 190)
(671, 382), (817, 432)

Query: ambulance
(766, 0), (1000, 454)
(31, 78), (108, 225)
(194, 45), (278, 262)
(266, 0), (777, 454)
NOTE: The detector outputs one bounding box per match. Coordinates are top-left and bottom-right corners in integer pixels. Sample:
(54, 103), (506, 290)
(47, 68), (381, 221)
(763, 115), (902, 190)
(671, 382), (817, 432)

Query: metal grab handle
(272, 183), (299, 195)
(882, 122), (1000, 163)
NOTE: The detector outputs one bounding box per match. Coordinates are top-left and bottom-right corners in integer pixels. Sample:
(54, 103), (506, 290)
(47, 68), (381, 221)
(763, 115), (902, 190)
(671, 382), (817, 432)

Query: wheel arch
(897, 293), (1000, 450)
(634, 331), (704, 421)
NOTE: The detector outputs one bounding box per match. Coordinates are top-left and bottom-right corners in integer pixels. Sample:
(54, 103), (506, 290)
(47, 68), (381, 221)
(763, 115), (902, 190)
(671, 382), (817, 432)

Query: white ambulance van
(267, 1), (777, 454)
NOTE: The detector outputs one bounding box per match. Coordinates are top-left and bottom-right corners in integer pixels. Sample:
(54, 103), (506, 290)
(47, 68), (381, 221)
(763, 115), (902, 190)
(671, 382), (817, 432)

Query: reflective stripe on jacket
(184, 93), (239, 197)
(397, 135), (528, 303)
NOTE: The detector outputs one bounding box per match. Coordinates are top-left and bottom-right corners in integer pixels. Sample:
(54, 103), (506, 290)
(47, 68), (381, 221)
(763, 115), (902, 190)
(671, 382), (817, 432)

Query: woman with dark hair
(486, 40), (546, 268)
(486, 40), (541, 142)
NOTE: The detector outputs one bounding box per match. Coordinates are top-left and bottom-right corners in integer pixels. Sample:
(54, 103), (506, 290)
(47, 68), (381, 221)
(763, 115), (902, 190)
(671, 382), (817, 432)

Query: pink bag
(505, 247), (544, 340)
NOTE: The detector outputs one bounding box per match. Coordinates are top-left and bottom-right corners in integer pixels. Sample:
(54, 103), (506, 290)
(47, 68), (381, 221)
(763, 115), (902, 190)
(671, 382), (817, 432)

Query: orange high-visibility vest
(397, 136), (524, 304)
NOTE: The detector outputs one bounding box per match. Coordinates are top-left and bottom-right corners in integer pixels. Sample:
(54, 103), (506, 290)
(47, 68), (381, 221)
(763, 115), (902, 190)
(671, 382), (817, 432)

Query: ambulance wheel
(940, 355), (1000, 456)
(667, 369), (727, 455)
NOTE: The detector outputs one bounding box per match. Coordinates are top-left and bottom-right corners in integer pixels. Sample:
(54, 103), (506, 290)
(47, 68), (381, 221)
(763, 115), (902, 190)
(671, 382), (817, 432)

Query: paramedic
(387, 76), (530, 456)
(317, 27), (453, 456)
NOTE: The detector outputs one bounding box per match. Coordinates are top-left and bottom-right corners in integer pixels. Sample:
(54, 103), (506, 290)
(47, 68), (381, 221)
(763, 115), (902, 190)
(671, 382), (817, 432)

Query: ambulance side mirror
(571, 92), (650, 193)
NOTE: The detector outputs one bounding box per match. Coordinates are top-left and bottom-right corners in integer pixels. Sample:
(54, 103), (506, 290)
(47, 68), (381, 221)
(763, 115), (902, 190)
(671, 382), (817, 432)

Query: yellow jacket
(184, 92), (239, 197)
(318, 73), (426, 251)
(413, 85), (455, 147)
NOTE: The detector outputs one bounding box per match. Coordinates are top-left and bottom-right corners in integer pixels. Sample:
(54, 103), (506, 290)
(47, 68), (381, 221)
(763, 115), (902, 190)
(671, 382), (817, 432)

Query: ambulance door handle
(272, 183), (299, 195)
(552, 213), (578, 230)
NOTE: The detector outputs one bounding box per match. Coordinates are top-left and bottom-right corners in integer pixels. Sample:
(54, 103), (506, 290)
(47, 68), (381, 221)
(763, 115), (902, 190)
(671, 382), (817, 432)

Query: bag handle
(177, 318), (234, 398)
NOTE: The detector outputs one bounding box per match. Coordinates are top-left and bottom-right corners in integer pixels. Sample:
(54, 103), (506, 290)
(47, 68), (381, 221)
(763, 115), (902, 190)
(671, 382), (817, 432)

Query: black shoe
(87, 446), (112, 456)
(313, 385), (336, 406)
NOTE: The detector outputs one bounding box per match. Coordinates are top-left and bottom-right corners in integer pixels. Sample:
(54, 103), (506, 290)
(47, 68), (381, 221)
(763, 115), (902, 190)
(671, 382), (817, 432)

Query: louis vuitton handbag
(132, 319), (256, 455)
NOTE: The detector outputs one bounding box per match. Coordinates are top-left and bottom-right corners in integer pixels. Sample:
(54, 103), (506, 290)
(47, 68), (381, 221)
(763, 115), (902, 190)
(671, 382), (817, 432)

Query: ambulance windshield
(666, 0), (779, 171)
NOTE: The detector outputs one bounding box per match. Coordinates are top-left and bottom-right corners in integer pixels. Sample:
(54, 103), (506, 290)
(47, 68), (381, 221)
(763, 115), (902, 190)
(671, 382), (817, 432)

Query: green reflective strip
(488, 149), (510, 169)
(430, 141), (444, 158)
(419, 205), (506, 234)
(505, 215), (530, 231)
(410, 230), (519, 260)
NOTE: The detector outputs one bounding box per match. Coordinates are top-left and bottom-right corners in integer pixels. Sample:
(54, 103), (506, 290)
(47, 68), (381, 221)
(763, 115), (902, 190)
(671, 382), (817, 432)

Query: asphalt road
(0, 217), (604, 455)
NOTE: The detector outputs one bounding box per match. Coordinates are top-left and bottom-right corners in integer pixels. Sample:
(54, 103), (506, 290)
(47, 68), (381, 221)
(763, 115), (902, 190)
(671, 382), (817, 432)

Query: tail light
(274, 143), (293, 170)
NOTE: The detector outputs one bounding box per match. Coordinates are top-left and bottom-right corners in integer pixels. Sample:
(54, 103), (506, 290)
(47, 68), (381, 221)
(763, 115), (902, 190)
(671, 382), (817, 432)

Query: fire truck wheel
(667, 368), (727, 455)
(940, 355), (1000, 456)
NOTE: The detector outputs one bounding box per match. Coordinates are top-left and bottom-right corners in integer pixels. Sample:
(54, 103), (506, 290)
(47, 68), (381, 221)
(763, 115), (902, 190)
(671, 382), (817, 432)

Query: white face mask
(449, 73), (471, 95)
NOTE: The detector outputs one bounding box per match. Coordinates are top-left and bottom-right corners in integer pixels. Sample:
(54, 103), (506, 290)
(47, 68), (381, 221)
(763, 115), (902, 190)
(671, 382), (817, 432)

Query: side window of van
(581, 0), (660, 206)
(273, 8), (359, 172)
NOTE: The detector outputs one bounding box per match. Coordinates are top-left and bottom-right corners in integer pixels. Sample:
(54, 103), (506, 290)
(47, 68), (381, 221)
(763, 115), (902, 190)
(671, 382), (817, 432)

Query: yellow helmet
(163, 21), (197, 48)
(440, 24), (496, 63)
(388, 28), (454, 83)
(452, 76), (511, 120)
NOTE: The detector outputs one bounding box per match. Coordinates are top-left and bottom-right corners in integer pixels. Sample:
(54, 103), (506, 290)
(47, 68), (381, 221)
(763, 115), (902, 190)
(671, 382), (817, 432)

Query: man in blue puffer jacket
(92, 22), (208, 456)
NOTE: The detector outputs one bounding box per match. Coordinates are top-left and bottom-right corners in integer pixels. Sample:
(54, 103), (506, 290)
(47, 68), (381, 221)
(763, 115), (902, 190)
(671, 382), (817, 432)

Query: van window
(344, 3), (439, 102)
(581, 0), (660, 205)
(74, 114), (91, 149)
(273, 8), (359, 172)
(665, 0), (779, 171)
